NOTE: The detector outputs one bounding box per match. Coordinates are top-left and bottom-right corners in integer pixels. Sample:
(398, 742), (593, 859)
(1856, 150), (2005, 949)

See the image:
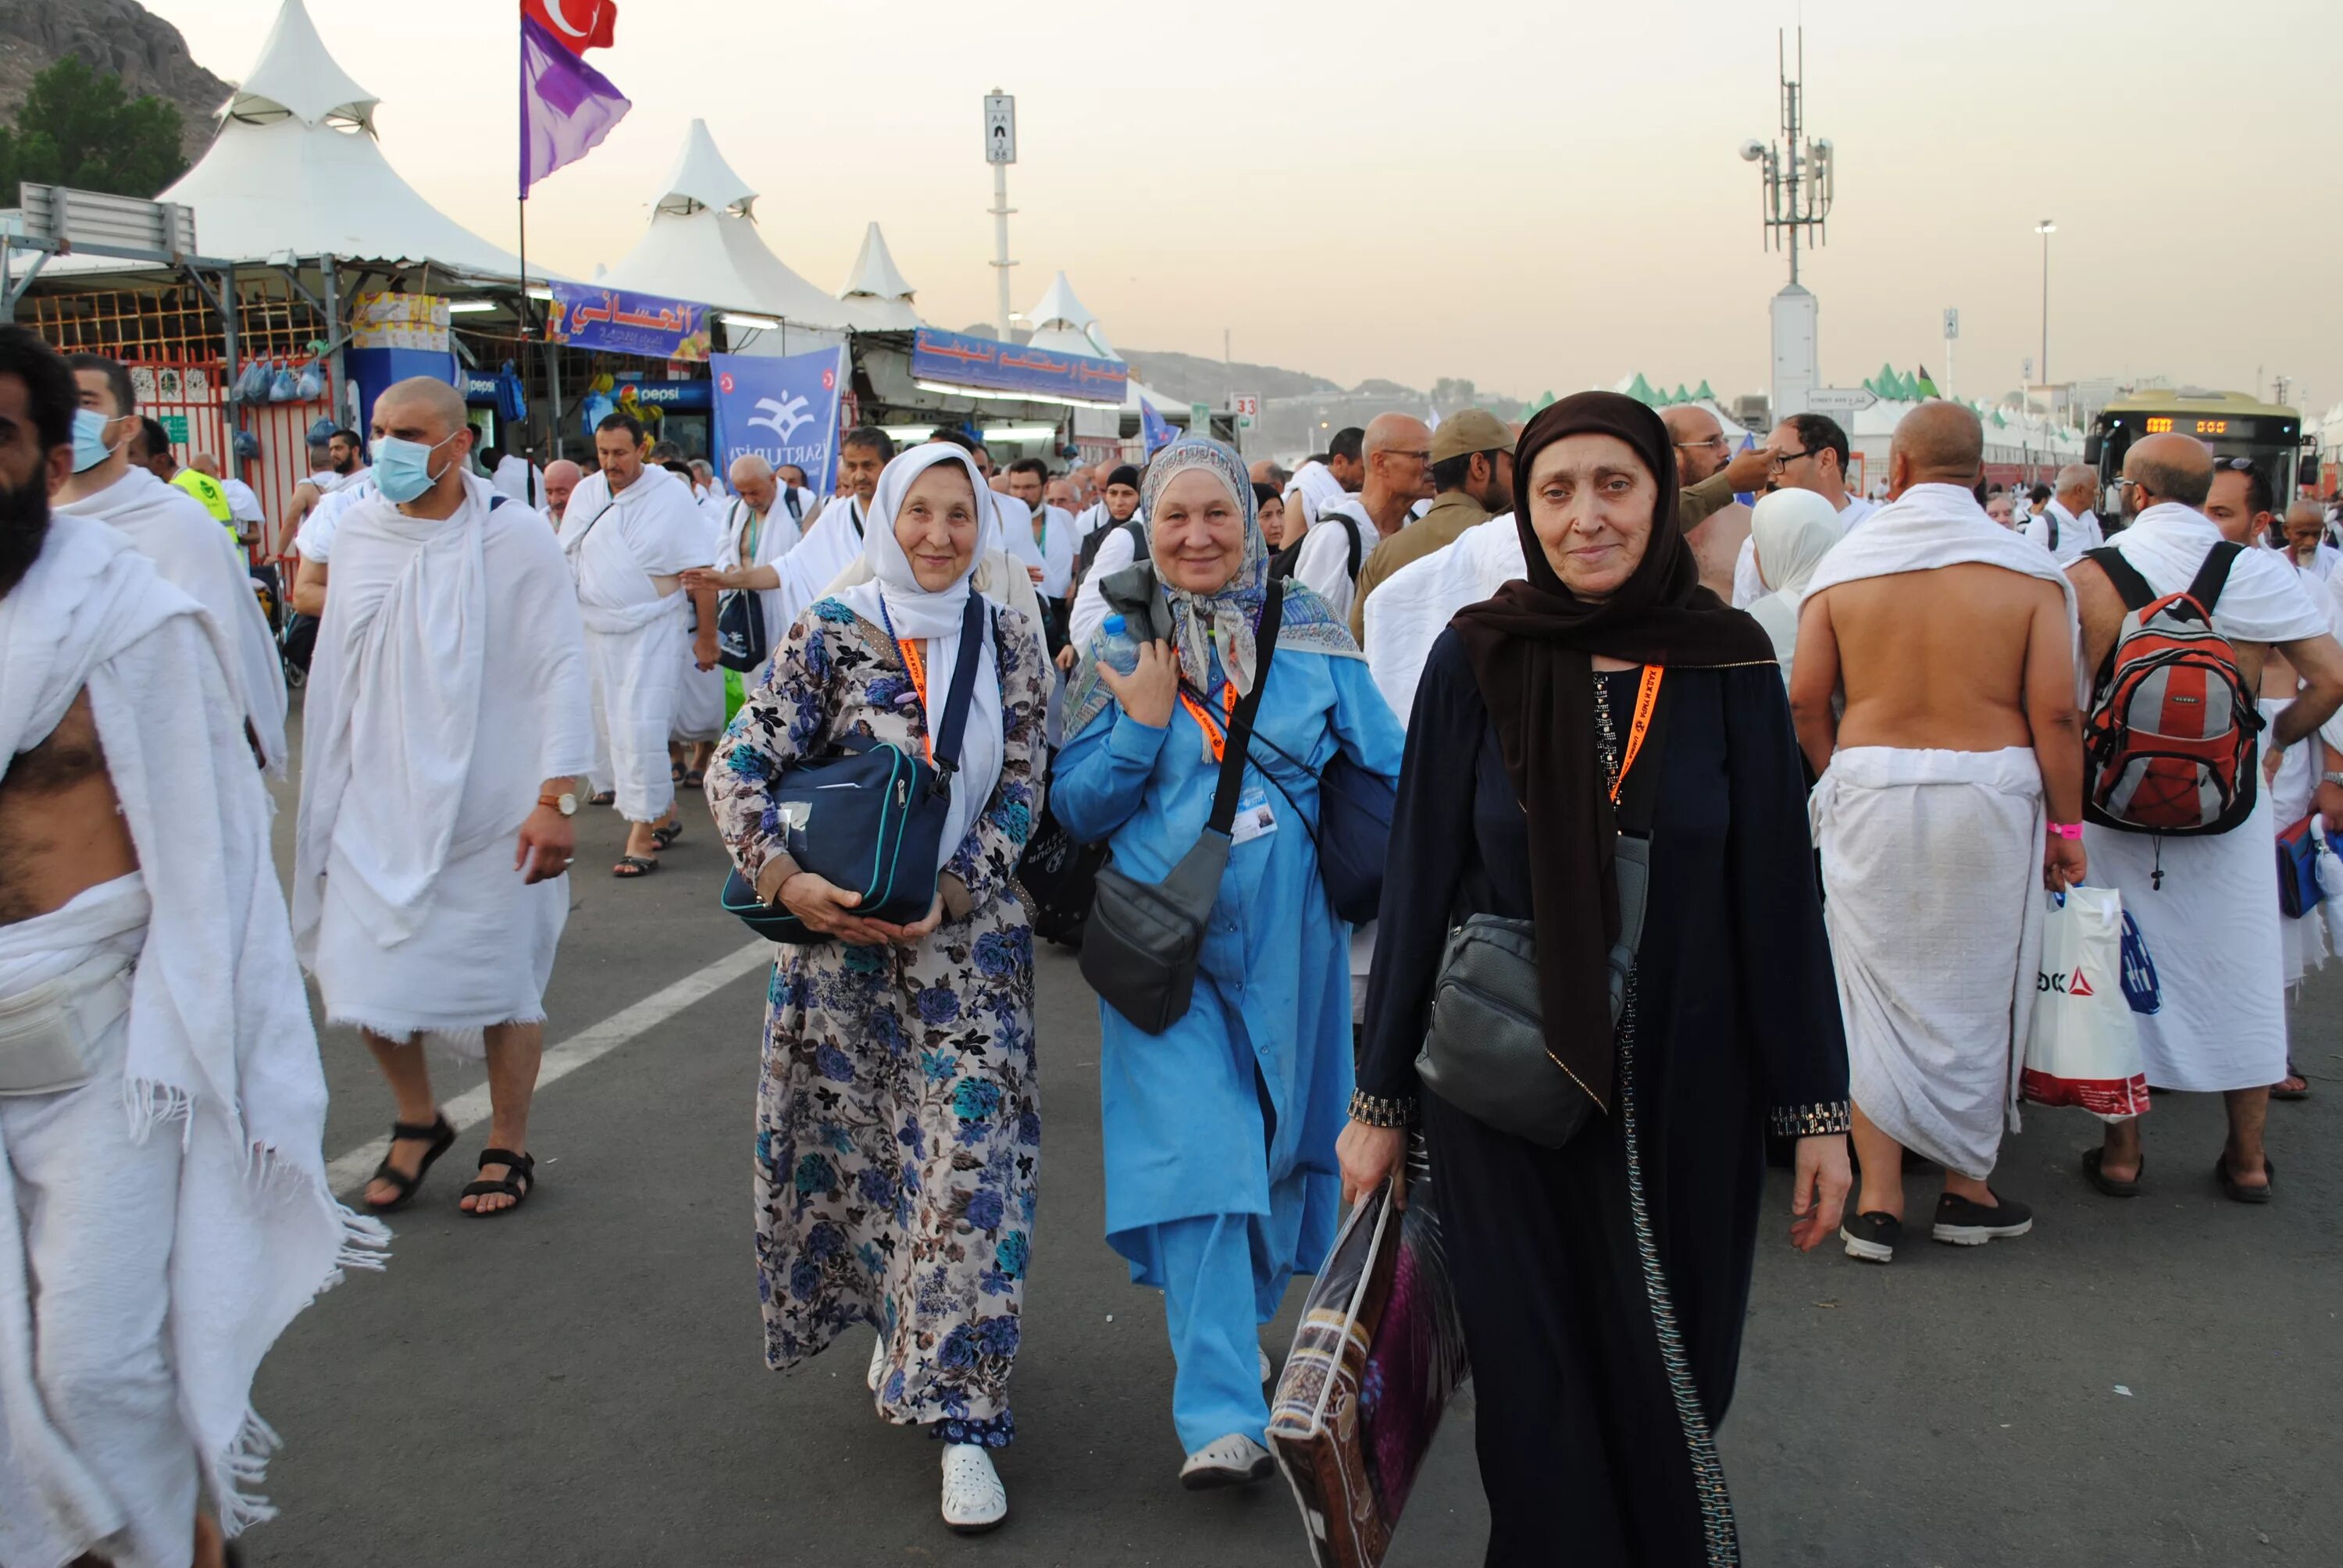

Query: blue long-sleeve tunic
(1052, 645), (1405, 1271)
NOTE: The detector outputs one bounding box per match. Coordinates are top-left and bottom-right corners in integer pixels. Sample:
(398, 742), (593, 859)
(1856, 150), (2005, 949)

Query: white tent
(594, 120), (852, 333)
(836, 223), (921, 330)
(1022, 269), (1182, 413)
(159, 0), (524, 276)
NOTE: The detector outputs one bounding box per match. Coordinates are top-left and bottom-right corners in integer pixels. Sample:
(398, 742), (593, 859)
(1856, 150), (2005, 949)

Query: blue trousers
(1132, 1178), (1308, 1452)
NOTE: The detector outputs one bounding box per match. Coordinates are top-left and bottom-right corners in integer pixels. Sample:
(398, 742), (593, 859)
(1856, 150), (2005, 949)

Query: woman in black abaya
(1339, 392), (1853, 1567)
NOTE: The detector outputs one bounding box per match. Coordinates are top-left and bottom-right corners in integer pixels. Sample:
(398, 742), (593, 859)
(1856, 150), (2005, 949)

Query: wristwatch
(2323, 772), (2343, 789)
(539, 791), (578, 817)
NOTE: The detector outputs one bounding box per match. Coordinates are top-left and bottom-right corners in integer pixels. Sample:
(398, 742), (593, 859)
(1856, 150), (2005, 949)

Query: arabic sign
(711, 347), (847, 494)
(910, 327), (1127, 406)
(1806, 387), (1879, 414)
(351, 291), (450, 352)
(984, 93), (1016, 165)
(547, 283), (712, 362)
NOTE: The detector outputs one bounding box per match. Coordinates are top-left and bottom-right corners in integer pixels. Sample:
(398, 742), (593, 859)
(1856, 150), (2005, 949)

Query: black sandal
(612, 854), (659, 878)
(2081, 1147), (2141, 1198)
(587, 789), (615, 806)
(651, 821), (684, 850)
(460, 1147), (537, 1217)
(682, 768), (706, 789)
(2216, 1152), (2273, 1204)
(364, 1114), (456, 1212)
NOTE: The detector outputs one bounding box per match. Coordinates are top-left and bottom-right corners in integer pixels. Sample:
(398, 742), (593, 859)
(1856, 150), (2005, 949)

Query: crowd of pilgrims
(8, 314), (2338, 1567)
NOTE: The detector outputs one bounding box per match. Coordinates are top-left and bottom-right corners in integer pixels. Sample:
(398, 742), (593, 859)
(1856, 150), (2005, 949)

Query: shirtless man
(2072, 440), (2343, 1198)
(1793, 401), (2081, 1263)
(1661, 404), (1750, 601)
(1, 326), (366, 1568)
(279, 428), (366, 556)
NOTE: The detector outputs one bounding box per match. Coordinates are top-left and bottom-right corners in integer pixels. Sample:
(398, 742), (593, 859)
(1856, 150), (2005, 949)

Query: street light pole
(2036, 219), (2056, 423)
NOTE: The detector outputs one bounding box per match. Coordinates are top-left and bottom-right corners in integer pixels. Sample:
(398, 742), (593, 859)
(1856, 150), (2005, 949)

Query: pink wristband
(2047, 822), (2083, 840)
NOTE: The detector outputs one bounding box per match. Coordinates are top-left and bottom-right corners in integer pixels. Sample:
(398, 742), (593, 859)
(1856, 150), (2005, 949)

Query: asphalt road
(245, 720), (2342, 1568)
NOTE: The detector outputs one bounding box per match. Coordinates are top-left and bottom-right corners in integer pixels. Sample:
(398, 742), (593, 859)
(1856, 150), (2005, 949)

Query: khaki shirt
(1348, 491), (1491, 640)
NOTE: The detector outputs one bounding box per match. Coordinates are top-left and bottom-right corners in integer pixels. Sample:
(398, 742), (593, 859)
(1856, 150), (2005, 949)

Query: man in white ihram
(0, 326), (380, 1568)
(562, 410), (719, 878)
(295, 376), (594, 1220)
(680, 454), (804, 685)
(2024, 464), (2104, 565)
(55, 352), (288, 775)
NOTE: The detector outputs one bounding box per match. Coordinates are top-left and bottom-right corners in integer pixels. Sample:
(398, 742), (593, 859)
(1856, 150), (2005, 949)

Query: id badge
(1230, 786), (1278, 846)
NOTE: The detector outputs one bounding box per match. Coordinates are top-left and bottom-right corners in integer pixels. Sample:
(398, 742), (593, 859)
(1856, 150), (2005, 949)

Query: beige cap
(1431, 408), (1517, 464)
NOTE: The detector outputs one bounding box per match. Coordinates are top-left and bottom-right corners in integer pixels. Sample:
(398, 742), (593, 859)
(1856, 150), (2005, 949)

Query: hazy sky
(157, 0), (2341, 409)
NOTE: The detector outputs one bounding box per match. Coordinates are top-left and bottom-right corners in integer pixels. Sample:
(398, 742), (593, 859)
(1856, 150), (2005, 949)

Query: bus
(2088, 389), (2311, 515)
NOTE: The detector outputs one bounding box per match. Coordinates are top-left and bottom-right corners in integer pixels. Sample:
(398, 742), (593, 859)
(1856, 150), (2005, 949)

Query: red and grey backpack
(2080, 541), (2262, 839)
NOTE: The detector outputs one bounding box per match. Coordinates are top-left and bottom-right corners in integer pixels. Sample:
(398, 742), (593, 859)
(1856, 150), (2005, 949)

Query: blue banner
(911, 327), (1127, 405)
(547, 282), (712, 362)
(1140, 401), (1177, 455)
(711, 347), (847, 493)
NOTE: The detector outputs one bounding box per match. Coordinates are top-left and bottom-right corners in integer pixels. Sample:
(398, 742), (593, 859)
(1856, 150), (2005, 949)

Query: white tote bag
(2021, 887), (2151, 1121)
(2313, 817), (2343, 958)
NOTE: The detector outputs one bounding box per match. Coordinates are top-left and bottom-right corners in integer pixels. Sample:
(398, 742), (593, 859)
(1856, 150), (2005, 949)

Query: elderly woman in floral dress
(708, 442), (1047, 1534)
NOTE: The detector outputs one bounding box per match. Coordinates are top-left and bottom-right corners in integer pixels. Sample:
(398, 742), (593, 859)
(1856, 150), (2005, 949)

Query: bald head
(542, 458), (582, 519)
(190, 451), (223, 478)
(374, 376), (469, 443)
(729, 453), (777, 514)
(2124, 433), (2213, 510)
(1660, 404), (1728, 483)
(1362, 412), (1432, 459)
(2052, 464), (2095, 512)
(1363, 412), (1435, 508)
(1887, 402), (1984, 497)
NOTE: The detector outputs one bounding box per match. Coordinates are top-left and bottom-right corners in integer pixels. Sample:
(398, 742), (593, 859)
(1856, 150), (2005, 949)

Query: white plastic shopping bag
(2022, 886), (2151, 1121)
(2313, 816), (2343, 959)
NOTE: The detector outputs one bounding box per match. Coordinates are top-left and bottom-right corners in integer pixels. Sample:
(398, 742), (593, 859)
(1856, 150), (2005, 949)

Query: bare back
(0, 690), (140, 927)
(1817, 563), (2062, 751)
(1683, 501), (1750, 605)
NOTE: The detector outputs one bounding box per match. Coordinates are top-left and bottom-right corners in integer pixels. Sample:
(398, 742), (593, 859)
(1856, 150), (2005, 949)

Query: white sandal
(940, 1443), (1008, 1533)
(1180, 1432), (1274, 1490)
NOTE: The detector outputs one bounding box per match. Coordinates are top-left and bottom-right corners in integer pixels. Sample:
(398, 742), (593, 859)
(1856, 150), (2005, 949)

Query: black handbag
(1079, 581), (1286, 1033)
(715, 501), (772, 673)
(1412, 675), (1669, 1147)
(1231, 723), (1395, 925)
(1016, 761), (1108, 948)
(721, 597), (990, 943)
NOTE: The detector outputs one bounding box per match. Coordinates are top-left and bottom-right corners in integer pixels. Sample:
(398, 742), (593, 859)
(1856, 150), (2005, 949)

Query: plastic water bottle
(1093, 611), (1145, 680)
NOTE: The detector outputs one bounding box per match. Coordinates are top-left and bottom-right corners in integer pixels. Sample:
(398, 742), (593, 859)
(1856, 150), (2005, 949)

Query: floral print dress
(708, 598), (1047, 1448)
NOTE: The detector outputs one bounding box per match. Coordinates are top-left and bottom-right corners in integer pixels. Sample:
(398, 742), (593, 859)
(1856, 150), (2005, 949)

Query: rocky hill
(0, 0), (224, 163)
(1120, 347), (1344, 405)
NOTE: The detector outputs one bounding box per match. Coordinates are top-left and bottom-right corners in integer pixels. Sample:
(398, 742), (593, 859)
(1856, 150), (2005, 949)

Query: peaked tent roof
(836, 222), (921, 330)
(160, 0), (525, 275)
(594, 121), (851, 330)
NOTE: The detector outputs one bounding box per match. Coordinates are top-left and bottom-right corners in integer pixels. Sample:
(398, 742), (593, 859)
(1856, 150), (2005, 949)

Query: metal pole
(990, 161), (1013, 340)
(2039, 228), (2049, 422)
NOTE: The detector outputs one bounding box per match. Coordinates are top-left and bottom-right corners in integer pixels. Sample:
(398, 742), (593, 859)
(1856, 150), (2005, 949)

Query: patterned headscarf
(1063, 436), (1359, 751)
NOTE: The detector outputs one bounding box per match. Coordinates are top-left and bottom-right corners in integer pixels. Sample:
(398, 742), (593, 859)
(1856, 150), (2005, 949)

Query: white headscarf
(833, 444), (1004, 875)
(1746, 487), (1846, 679)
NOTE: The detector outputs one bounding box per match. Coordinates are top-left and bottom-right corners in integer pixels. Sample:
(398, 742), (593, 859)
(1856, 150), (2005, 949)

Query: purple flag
(520, 12), (629, 198)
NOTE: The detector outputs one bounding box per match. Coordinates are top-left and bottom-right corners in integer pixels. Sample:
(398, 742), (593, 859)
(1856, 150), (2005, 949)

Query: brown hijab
(1450, 392), (1773, 1113)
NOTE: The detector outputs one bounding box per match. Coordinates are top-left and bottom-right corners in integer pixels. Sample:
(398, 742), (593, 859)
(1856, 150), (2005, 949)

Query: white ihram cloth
(294, 473), (595, 1044)
(715, 494), (804, 682)
(0, 516), (381, 1562)
(561, 464), (715, 821)
(1812, 747), (2044, 1178)
(1282, 459), (1346, 529)
(2023, 500), (2102, 565)
(1734, 494), (1875, 608)
(775, 494), (870, 637)
(1017, 501), (1079, 600)
(1799, 484), (2082, 1175)
(830, 445), (1011, 871)
(58, 465), (289, 777)
(2081, 503), (2328, 1092)
(294, 471), (380, 564)
(1362, 513), (1525, 721)
(1068, 515), (1145, 652)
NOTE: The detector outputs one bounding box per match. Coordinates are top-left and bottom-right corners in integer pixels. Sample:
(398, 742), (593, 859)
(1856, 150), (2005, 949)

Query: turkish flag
(524, 0), (616, 54)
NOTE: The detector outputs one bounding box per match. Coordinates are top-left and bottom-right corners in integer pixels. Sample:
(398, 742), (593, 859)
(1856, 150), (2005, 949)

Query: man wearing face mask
(559, 411), (721, 877)
(55, 352), (287, 775)
(0, 324), (380, 1568)
(294, 376), (594, 1221)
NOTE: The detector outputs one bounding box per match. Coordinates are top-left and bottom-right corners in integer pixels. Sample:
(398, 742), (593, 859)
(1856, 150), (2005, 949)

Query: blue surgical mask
(71, 408), (123, 474)
(373, 430), (458, 504)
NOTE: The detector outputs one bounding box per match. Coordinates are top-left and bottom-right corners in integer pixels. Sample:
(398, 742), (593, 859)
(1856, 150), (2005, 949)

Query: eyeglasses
(1392, 450), (1431, 464)
(1767, 447), (1813, 469)
(1673, 438), (1727, 451)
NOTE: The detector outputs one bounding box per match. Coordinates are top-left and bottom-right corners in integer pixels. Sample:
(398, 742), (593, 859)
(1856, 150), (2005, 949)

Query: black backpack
(1073, 517), (1146, 596)
(1268, 504), (1363, 586)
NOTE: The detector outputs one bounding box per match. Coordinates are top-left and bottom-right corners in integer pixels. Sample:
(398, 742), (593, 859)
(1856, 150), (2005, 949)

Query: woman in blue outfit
(1053, 438), (1405, 1488)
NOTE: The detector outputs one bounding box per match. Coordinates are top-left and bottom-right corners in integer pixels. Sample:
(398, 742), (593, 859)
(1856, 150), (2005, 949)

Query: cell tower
(1740, 30), (1835, 422)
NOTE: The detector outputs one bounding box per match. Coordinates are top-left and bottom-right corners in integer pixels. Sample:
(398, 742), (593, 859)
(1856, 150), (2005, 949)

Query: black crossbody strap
(1207, 580), (1286, 832)
(928, 597), (990, 774)
(2184, 540), (2244, 615)
(2083, 545), (2156, 611)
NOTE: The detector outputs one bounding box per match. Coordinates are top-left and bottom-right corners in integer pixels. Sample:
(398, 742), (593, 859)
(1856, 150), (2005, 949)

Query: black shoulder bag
(1079, 579), (1286, 1033)
(715, 501), (771, 673)
(1413, 670), (1671, 1148)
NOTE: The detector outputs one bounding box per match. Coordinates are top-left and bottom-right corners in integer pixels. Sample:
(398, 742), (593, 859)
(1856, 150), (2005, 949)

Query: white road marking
(326, 941), (772, 1195)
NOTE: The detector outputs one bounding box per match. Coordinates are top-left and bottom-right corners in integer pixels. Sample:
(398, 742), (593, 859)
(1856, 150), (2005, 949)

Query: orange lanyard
(897, 637), (935, 762)
(1178, 682), (1239, 762)
(1609, 665), (1665, 805)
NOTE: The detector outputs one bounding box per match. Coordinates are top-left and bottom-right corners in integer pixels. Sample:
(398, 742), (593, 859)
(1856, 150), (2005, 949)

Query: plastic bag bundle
(294, 361), (326, 402)
(2022, 887), (2151, 1121)
(1268, 1138), (1468, 1568)
(233, 358), (273, 405)
(268, 362), (301, 402)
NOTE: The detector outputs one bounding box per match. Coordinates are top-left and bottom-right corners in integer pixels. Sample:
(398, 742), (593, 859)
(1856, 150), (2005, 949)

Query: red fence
(127, 358), (337, 561)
